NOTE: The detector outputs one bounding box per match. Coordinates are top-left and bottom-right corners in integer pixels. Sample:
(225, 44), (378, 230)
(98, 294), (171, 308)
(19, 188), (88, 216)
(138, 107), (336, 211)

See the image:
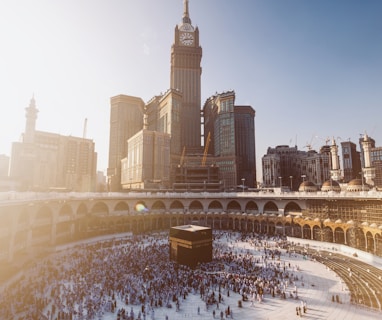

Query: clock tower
(171, 0), (202, 152)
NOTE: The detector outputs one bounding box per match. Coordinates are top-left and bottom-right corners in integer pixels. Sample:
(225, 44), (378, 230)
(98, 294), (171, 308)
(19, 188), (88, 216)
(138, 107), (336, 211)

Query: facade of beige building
(9, 97), (97, 192)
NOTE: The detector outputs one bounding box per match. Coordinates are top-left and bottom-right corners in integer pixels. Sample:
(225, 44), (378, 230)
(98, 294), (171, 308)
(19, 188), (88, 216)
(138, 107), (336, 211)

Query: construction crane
(202, 132), (211, 166)
(315, 135), (330, 145)
(304, 134), (316, 151)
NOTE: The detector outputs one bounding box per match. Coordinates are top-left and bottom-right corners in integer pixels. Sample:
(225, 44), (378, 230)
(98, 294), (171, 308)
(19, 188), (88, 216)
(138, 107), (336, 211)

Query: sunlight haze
(1, 0), (381, 179)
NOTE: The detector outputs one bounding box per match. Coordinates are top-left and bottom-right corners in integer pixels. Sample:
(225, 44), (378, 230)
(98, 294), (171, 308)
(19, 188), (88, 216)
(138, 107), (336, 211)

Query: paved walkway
(136, 238), (380, 320)
(1, 233), (381, 320)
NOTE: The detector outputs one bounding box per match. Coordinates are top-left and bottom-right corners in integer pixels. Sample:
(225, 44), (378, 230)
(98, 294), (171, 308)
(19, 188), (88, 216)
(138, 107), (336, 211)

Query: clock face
(180, 32), (194, 46)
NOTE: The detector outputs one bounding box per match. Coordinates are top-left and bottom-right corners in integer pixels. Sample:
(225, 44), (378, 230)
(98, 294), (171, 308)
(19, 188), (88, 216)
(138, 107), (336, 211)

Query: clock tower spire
(171, 0), (202, 151)
(183, 0), (191, 24)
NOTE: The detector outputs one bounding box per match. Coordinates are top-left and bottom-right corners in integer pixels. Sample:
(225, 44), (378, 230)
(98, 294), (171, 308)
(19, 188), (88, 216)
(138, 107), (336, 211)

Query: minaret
(330, 137), (341, 181)
(361, 133), (376, 186)
(171, 0), (202, 152)
(24, 95), (39, 144)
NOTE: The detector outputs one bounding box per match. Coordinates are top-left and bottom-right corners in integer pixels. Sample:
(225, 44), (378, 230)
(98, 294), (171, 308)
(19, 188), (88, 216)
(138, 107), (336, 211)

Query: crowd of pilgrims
(0, 231), (304, 320)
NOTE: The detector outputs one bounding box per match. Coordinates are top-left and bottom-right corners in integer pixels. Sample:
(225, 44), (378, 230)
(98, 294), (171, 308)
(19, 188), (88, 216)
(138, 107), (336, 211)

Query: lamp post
(241, 178), (245, 193)
(289, 176), (293, 191)
(278, 176), (282, 188)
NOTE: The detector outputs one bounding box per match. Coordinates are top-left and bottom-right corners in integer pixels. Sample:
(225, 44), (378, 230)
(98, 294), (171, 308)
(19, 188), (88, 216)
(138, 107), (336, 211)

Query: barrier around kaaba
(169, 225), (212, 268)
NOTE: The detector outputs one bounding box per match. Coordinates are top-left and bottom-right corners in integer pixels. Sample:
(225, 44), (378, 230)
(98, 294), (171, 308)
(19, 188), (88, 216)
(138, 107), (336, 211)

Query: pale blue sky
(1, 0), (381, 180)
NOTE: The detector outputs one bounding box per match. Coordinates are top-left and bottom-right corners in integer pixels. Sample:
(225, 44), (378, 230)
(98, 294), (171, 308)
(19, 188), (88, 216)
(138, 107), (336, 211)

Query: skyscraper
(107, 95), (144, 191)
(108, 0), (256, 191)
(234, 105), (256, 188)
(203, 91), (237, 189)
(341, 140), (361, 183)
(171, 0), (202, 151)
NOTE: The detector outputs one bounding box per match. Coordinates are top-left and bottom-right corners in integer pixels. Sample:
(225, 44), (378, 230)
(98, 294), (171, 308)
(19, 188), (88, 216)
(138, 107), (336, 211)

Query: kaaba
(169, 225), (212, 268)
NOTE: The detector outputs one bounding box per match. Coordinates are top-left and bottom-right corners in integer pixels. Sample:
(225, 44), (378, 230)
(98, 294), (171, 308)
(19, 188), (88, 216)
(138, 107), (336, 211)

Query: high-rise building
(107, 95), (144, 191)
(234, 105), (256, 188)
(341, 140), (361, 182)
(262, 145), (330, 190)
(202, 91), (257, 190)
(121, 129), (171, 190)
(203, 91), (237, 189)
(371, 147), (382, 188)
(171, 0), (202, 151)
(9, 97), (97, 191)
(0, 154), (9, 177)
(119, 89), (183, 190)
(108, 1), (256, 191)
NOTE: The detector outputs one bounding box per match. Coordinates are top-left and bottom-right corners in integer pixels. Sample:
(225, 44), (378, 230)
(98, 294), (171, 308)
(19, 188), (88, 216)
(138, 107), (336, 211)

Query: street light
(278, 176), (282, 188)
(289, 176), (293, 191)
(241, 178), (245, 193)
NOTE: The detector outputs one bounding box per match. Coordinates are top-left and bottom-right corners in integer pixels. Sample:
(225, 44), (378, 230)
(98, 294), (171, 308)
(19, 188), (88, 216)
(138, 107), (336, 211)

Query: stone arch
(284, 201), (302, 213)
(260, 220), (267, 234)
(170, 200), (184, 211)
(208, 200), (223, 212)
(356, 228), (366, 249)
(312, 225), (322, 241)
(91, 202), (109, 216)
(245, 201), (258, 213)
(234, 217), (240, 230)
(228, 217), (234, 229)
(134, 201), (148, 213)
(302, 224), (311, 239)
(206, 216), (213, 228)
(275, 221), (284, 235)
(59, 204), (73, 218)
(284, 222), (292, 236)
(366, 231), (375, 253)
(240, 218), (247, 231)
(263, 201), (278, 213)
(189, 200), (203, 211)
(254, 220), (260, 233)
(324, 226), (333, 242)
(227, 200), (241, 212)
(114, 201), (129, 213)
(334, 227), (345, 244)
(376, 233), (382, 256)
(268, 221), (276, 235)
(247, 219), (254, 232)
(220, 215), (229, 230)
(346, 227), (365, 249)
(152, 200), (166, 211)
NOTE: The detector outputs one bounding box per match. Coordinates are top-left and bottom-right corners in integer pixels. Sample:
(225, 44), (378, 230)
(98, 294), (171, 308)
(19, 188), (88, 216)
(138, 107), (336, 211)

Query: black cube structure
(169, 225), (212, 268)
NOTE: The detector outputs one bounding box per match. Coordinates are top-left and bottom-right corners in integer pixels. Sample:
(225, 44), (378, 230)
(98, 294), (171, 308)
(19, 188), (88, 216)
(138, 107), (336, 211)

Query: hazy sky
(1, 0), (381, 179)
